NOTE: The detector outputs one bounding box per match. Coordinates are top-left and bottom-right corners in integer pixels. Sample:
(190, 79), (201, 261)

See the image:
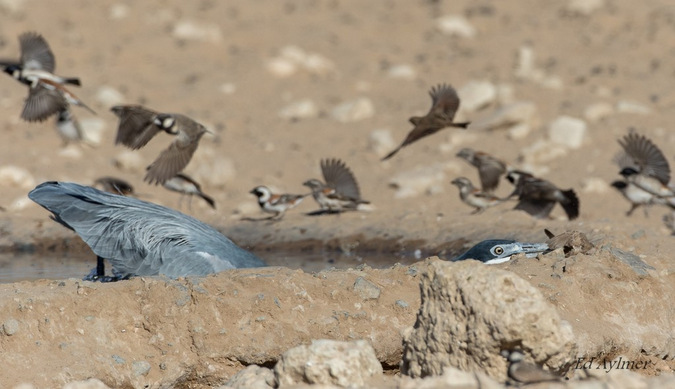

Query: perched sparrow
(455, 148), (508, 192)
(611, 180), (675, 217)
(93, 177), (135, 196)
(249, 185), (307, 219)
(450, 177), (503, 214)
(1, 32), (94, 121)
(507, 170), (579, 220)
(55, 108), (84, 145)
(617, 131), (675, 199)
(502, 351), (560, 384)
(111, 105), (209, 185)
(303, 158), (369, 212)
(163, 173), (215, 209)
(382, 84), (470, 161)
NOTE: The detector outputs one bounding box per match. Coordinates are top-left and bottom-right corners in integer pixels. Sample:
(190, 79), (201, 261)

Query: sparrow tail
(560, 189), (580, 220)
(65, 78), (81, 87)
(381, 146), (402, 161)
(452, 121), (471, 129)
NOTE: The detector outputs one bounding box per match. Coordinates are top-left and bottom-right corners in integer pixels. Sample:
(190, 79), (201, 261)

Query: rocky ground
(0, 0), (674, 388)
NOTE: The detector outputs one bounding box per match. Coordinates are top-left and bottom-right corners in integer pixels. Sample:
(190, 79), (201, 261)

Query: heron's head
(453, 239), (549, 264)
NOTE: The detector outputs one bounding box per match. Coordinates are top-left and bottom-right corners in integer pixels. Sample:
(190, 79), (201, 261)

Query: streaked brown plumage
(382, 84), (469, 161)
(250, 185), (307, 219)
(163, 173), (215, 209)
(456, 148), (508, 192)
(303, 158), (369, 212)
(111, 105), (208, 185)
(451, 177), (504, 214)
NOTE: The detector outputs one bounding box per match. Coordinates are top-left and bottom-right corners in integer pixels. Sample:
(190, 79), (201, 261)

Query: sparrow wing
(22, 84), (67, 122)
(514, 199), (556, 219)
(477, 156), (507, 192)
(19, 32), (55, 72)
(144, 136), (200, 185)
(321, 158), (361, 200)
(111, 105), (162, 150)
(618, 132), (670, 185)
(428, 84), (460, 121)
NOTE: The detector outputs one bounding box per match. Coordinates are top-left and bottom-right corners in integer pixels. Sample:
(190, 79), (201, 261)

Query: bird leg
(82, 256), (129, 282)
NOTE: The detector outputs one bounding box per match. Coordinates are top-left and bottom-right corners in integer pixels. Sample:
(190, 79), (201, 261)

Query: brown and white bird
(93, 177), (135, 196)
(1, 32), (94, 122)
(162, 173), (215, 209)
(616, 131), (675, 204)
(303, 158), (370, 213)
(111, 105), (209, 185)
(503, 351), (561, 384)
(611, 180), (675, 217)
(382, 84), (470, 161)
(456, 148), (508, 192)
(249, 186), (307, 219)
(451, 177), (504, 214)
(507, 170), (579, 220)
(55, 108), (85, 145)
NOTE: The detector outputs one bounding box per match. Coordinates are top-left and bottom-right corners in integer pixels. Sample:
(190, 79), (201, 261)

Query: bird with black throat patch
(249, 185), (308, 220)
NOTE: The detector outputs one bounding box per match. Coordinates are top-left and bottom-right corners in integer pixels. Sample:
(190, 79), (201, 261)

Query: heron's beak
(518, 243), (549, 258)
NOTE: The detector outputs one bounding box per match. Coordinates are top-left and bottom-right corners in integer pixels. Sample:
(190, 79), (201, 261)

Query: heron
(29, 181), (266, 282)
(453, 239), (549, 264)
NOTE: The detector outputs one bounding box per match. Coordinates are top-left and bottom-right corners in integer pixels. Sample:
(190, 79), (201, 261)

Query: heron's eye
(494, 246), (504, 255)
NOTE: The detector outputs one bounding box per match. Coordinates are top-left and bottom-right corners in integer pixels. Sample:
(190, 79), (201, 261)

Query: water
(0, 249), (426, 284)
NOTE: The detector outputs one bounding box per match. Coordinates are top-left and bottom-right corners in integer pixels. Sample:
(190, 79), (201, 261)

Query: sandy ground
(0, 0), (674, 387)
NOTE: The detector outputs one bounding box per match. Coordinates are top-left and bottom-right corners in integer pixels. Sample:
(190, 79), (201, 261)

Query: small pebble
(3, 319), (19, 336)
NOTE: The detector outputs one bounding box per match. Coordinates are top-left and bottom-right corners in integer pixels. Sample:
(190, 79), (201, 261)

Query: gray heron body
(453, 239), (549, 264)
(29, 181), (266, 281)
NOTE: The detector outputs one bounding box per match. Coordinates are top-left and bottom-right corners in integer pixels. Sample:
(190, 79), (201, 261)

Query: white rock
(224, 365), (275, 389)
(9, 196), (32, 211)
(389, 163), (461, 199)
(616, 100), (652, 115)
(496, 83), (516, 104)
(584, 102), (614, 122)
(566, 0), (605, 16)
(582, 177), (609, 194)
(278, 99), (319, 120)
(58, 145), (83, 159)
(435, 15), (476, 38)
(109, 4), (129, 20)
(471, 101), (538, 131)
(172, 20), (222, 42)
(0, 0), (26, 14)
(95, 86), (125, 107)
(112, 151), (145, 173)
(79, 117), (107, 146)
(548, 115), (587, 149)
(62, 378), (111, 389)
(274, 339), (383, 387)
(266, 57), (297, 78)
(540, 75), (564, 90)
(519, 139), (569, 165)
(0, 165), (35, 189)
(458, 80), (497, 112)
(303, 53), (336, 76)
(331, 98), (375, 123)
(368, 129), (396, 158)
(515, 45), (537, 80)
(268, 46), (335, 77)
(279, 45), (307, 63)
(190, 148), (236, 188)
(507, 123), (532, 139)
(387, 64), (417, 80)
(219, 83), (236, 95)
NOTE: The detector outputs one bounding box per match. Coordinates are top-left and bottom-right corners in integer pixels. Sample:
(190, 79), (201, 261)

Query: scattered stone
(584, 102), (614, 122)
(548, 116), (587, 149)
(514, 46), (562, 89)
(566, 0), (605, 16)
(389, 162), (461, 199)
(132, 360), (151, 377)
(0, 0), (26, 14)
(63, 379), (111, 389)
(0, 165), (35, 189)
(518, 139), (569, 165)
(3, 318), (19, 336)
(496, 83), (516, 105)
(368, 129), (396, 158)
(401, 260), (575, 381)
(223, 365), (276, 389)
(95, 86), (125, 107)
(274, 339), (383, 387)
(172, 20), (222, 42)
(507, 123), (532, 140)
(111, 151), (145, 173)
(190, 149), (236, 188)
(471, 102), (537, 131)
(278, 99), (319, 120)
(112, 355), (126, 364)
(267, 46), (335, 78)
(266, 57), (297, 78)
(616, 100), (652, 115)
(8, 196), (32, 211)
(581, 177), (609, 193)
(387, 64), (417, 80)
(330, 97), (375, 123)
(395, 300), (409, 309)
(607, 247), (655, 276)
(108, 4), (129, 20)
(58, 145), (83, 159)
(220, 83), (237, 95)
(545, 230), (594, 256)
(353, 277), (381, 300)
(458, 80), (497, 112)
(435, 15), (476, 38)
(79, 117), (107, 146)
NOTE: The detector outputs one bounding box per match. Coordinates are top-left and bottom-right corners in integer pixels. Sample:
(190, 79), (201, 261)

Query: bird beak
(518, 243), (549, 257)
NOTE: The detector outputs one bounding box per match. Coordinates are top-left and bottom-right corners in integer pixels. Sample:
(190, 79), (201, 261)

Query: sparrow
(382, 83), (470, 161)
(93, 177), (135, 196)
(111, 105), (209, 185)
(502, 350), (561, 384)
(616, 131), (675, 200)
(611, 180), (675, 217)
(55, 108), (84, 145)
(450, 177), (504, 214)
(249, 185), (307, 219)
(303, 158), (370, 212)
(1, 32), (94, 122)
(455, 148), (508, 192)
(506, 170), (580, 220)
(163, 173), (215, 209)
